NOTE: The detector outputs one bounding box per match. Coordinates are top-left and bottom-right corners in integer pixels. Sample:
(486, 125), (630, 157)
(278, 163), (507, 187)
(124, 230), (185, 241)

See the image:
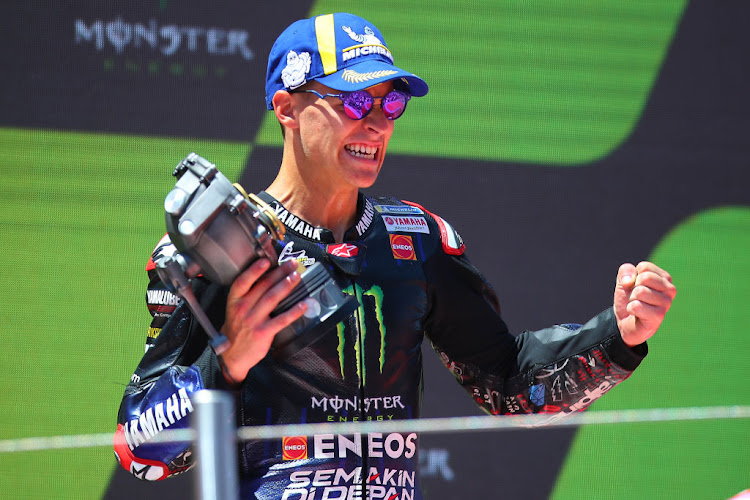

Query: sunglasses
(292, 89), (411, 120)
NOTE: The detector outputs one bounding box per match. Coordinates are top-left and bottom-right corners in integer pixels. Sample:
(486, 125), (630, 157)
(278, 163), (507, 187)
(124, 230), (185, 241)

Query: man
(114, 12), (676, 499)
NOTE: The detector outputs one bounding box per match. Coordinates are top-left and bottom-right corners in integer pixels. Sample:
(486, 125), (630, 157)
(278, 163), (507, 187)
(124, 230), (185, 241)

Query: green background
(257, 0), (688, 165)
(0, 129), (251, 498)
(552, 208), (750, 499)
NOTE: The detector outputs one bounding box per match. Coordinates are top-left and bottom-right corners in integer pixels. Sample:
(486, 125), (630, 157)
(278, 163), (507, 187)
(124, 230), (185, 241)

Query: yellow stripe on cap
(315, 14), (337, 75)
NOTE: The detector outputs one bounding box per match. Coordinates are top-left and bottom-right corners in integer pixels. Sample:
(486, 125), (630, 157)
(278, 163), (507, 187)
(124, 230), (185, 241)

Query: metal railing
(1, 396), (748, 500)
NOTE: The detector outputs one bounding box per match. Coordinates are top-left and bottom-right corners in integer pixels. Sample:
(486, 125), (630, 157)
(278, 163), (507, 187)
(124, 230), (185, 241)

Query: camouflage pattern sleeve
(421, 211), (646, 420)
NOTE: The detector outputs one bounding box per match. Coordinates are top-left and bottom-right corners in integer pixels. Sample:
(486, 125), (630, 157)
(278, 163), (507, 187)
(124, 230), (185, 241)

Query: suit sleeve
(421, 215), (647, 420)
(113, 237), (232, 480)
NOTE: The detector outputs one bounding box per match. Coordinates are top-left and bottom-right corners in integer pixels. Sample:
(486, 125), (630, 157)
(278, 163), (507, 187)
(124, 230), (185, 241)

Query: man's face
(293, 80), (396, 191)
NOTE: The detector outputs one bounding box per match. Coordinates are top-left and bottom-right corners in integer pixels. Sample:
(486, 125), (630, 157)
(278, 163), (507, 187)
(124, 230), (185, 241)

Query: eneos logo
(389, 234), (416, 261)
(282, 436), (308, 460)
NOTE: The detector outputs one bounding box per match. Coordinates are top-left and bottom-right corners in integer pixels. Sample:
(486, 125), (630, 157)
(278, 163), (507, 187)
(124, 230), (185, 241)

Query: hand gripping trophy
(154, 153), (357, 358)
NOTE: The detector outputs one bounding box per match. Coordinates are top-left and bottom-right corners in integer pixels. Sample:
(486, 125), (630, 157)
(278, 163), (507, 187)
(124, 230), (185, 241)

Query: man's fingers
(616, 261), (676, 346)
(614, 263), (637, 323)
(636, 261), (674, 283)
(241, 300), (307, 347)
(262, 301), (309, 336)
(232, 260), (300, 319)
(617, 263), (637, 288)
(234, 259), (295, 303)
(626, 299), (669, 325)
(246, 260), (299, 302)
(219, 260), (305, 379)
(227, 258), (272, 301)
(630, 285), (674, 310)
(248, 266), (303, 320)
(617, 262), (677, 298)
(634, 272), (677, 298)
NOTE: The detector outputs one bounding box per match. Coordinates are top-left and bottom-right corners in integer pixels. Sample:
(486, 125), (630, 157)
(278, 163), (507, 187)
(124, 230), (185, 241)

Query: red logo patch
(327, 243), (358, 257)
(389, 234), (417, 260)
(282, 436), (308, 460)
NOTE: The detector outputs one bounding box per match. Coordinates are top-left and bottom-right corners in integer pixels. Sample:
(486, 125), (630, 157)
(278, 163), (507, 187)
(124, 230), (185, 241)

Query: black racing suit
(115, 193), (646, 499)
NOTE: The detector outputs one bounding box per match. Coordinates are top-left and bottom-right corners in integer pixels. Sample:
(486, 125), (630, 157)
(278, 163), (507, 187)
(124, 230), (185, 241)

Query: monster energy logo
(337, 284), (385, 385)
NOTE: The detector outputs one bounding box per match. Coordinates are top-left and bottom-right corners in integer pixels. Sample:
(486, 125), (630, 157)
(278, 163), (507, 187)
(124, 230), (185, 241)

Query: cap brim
(315, 60), (429, 97)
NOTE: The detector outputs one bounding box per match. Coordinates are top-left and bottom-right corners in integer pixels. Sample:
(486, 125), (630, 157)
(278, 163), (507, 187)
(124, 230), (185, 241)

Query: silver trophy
(155, 153), (357, 357)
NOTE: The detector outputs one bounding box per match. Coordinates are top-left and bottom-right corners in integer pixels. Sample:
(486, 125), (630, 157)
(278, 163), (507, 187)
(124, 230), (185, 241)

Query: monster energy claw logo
(337, 284), (385, 385)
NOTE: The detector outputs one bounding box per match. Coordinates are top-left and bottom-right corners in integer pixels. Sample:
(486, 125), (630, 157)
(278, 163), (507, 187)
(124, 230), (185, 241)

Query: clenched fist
(614, 261), (677, 347)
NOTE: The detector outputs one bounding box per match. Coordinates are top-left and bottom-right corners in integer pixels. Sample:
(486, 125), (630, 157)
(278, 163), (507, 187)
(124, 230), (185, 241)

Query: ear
(272, 90), (299, 130)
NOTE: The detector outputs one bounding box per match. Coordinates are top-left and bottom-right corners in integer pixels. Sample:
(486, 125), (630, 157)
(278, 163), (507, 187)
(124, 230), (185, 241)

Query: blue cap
(265, 13), (429, 109)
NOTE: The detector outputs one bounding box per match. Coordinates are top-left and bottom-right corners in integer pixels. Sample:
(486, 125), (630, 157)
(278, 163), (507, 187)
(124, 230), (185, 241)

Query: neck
(266, 158), (360, 243)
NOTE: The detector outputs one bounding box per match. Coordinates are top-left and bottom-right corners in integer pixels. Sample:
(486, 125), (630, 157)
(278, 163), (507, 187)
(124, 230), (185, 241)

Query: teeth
(345, 144), (377, 159)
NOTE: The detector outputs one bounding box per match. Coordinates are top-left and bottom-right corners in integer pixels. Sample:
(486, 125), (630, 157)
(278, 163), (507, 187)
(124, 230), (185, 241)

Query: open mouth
(344, 143), (378, 161)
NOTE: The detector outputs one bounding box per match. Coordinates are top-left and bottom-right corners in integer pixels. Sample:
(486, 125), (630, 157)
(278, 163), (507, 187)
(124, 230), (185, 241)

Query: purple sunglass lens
(340, 90), (409, 120)
(342, 91), (373, 120)
(381, 91), (408, 120)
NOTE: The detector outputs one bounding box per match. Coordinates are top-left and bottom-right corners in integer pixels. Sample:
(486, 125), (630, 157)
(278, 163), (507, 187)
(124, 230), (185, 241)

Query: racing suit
(115, 193), (647, 499)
